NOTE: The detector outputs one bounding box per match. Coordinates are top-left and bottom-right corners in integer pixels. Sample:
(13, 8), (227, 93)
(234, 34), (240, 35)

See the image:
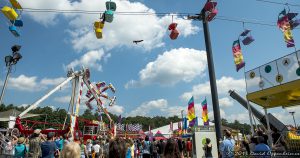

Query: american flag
(116, 123), (142, 131)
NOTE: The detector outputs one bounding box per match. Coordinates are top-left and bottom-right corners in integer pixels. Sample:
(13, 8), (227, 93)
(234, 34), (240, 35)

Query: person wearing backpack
(142, 136), (151, 158)
(219, 130), (235, 158)
(29, 129), (45, 158)
(14, 137), (27, 158)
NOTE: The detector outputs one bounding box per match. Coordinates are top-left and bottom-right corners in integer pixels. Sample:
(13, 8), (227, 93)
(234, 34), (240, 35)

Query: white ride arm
(19, 76), (75, 118)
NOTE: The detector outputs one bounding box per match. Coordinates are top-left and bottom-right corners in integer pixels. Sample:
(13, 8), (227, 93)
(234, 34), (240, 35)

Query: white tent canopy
(147, 117), (214, 138)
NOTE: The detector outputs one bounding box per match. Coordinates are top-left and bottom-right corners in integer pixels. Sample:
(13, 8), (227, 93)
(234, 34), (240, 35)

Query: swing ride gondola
(1, 0), (23, 37)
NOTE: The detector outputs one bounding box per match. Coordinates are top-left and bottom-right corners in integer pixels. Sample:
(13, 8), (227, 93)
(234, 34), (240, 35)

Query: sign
(8, 116), (16, 129)
(193, 129), (218, 158)
(249, 71), (255, 78)
(276, 74), (283, 83)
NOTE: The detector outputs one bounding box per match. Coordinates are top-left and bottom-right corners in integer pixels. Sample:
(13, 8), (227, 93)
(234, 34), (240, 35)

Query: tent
(147, 117), (215, 138)
(154, 130), (166, 140)
(0, 109), (42, 121)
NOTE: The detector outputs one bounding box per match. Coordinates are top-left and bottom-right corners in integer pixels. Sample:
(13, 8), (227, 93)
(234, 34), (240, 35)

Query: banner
(187, 96), (196, 127)
(202, 99), (209, 125)
(277, 10), (295, 47)
(232, 40), (245, 72)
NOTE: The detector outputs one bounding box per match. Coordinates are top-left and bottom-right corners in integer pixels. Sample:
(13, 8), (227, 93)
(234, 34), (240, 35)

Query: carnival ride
(229, 50), (300, 152)
(1, 0), (23, 37)
(7, 68), (117, 140)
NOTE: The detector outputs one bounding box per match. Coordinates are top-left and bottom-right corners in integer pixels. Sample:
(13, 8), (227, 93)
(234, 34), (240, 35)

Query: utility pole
(0, 45), (22, 105)
(188, 1), (222, 146)
(0, 63), (12, 105)
(289, 111), (297, 128)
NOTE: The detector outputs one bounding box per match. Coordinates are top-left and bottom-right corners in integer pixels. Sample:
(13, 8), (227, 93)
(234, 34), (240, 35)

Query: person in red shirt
(186, 138), (192, 158)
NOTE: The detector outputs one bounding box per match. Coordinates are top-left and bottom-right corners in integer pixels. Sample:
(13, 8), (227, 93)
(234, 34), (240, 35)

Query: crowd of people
(0, 127), (293, 158)
(0, 129), (195, 158)
(219, 128), (288, 158)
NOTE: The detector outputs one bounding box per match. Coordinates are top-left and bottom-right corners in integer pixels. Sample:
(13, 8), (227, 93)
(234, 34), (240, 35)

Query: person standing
(14, 137), (27, 158)
(103, 138), (110, 158)
(254, 136), (271, 157)
(86, 139), (93, 158)
(177, 139), (183, 158)
(186, 138), (192, 158)
(151, 138), (158, 158)
(41, 132), (59, 158)
(203, 138), (213, 158)
(80, 139), (87, 158)
(142, 136), (151, 158)
(4, 134), (18, 156)
(29, 129), (44, 158)
(219, 130), (235, 158)
(61, 142), (81, 158)
(92, 140), (100, 158)
(163, 139), (181, 158)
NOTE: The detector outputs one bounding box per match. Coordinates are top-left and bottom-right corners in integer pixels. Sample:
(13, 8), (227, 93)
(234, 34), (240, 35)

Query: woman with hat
(14, 137), (27, 158)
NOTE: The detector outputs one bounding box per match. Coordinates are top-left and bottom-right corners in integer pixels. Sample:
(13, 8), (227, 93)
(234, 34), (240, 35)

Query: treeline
(0, 104), (250, 133)
(0, 104), (181, 131)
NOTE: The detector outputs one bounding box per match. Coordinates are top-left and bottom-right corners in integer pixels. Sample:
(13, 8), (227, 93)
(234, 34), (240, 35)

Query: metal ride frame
(11, 68), (115, 137)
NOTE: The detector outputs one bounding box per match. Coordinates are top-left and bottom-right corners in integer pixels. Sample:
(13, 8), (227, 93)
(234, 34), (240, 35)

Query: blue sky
(0, 0), (299, 125)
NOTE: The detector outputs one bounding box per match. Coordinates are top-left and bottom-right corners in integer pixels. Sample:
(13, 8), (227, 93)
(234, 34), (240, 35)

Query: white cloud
(181, 76), (246, 101)
(226, 112), (250, 123)
(65, 49), (105, 71)
(20, 0), (199, 51)
(18, 104), (29, 108)
(128, 99), (168, 116)
(125, 48), (207, 88)
(271, 106), (300, 126)
(106, 105), (124, 115)
(128, 99), (203, 117)
(161, 106), (186, 117)
(7, 75), (44, 92)
(54, 96), (71, 103)
(219, 97), (234, 108)
(1, 75), (67, 92)
(41, 77), (66, 86)
(208, 109), (226, 120)
(18, 0), (72, 26)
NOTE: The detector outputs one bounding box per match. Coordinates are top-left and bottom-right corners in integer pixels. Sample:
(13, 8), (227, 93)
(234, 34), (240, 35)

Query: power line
(2, 7), (299, 29)
(21, 7), (194, 16)
(255, 0), (300, 7)
(216, 16), (276, 27)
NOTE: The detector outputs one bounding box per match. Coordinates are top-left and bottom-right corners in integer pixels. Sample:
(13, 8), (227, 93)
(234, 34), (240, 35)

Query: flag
(183, 117), (188, 130)
(98, 112), (103, 121)
(118, 115), (122, 124)
(278, 15), (295, 47)
(187, 97), (196, 127)
(232, 40), (245, 72)
(202, 99), (209, 126)
(277, 10), (295, 47)
(178, 121), (182, 130)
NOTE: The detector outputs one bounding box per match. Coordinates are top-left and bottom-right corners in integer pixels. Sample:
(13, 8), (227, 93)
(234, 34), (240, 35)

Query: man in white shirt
(92, 140), (100, 158)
